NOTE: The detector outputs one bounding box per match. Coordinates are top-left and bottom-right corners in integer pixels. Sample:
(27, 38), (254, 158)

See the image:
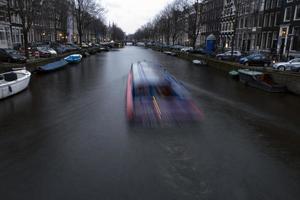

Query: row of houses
(198, 0), (300, 57)
(0, 0), (107, 50)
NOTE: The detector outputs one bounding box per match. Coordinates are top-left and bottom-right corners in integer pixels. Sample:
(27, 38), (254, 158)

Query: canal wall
(151, 47), (300, 95)
(269, 71), (300, 95)
(0, 51), (81, 73)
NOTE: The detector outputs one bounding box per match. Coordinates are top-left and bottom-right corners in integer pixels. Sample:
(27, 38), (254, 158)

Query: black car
(239, 54), (271, 66)
(216, 51), (242, 61)
(0, 48), (27, 63)
(188, 48), (204, 54)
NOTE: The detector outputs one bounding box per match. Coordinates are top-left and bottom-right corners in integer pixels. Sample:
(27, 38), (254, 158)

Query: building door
(280, 38), (285, 60)
(247, 40), (251, 51)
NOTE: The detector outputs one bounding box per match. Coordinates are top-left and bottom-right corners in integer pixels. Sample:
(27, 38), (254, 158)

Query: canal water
(0, 46), (299, 200)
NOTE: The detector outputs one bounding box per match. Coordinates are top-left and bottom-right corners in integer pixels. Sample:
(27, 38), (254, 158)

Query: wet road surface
(1, 46), (300, 200)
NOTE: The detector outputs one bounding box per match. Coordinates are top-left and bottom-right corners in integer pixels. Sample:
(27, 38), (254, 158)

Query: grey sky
(100, 0), (174, 34)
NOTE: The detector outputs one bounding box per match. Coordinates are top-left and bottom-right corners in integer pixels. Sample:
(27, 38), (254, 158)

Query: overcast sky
(100, 0), (174, 35)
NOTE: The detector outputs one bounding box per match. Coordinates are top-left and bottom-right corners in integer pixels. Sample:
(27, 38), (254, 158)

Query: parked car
(50, 43), (68, 54)
(66, 43), (81, 51)
(180, 47), (193, 53)
(137, 42), (145, 46)
(272, 58), (300, 72)
(239, 54), (271, 66)
(171, 45), (185, 51)
(189, 48), (205, 54)
(216, 50), (242, 61)
(99, 45), (110, 52)
(0, 48), (27, 63)
(35, 47), (51, 57)
(81, 42), (89, 48)
(37, 46), (57, 56)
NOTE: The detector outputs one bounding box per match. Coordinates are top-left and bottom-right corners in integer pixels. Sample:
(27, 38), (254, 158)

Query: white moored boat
(0, 69), (31, 100)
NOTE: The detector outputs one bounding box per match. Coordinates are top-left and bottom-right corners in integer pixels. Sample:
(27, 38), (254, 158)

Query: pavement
(0, 46), (299, 200)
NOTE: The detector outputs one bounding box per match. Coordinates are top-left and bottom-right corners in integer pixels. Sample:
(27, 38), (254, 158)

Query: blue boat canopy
(64, 54), (82, 63)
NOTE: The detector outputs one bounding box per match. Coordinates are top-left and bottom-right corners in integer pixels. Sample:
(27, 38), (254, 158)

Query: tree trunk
(23, 31), (29, 58)
(231, 0), (239, 56)
(192, 36), (197, 49)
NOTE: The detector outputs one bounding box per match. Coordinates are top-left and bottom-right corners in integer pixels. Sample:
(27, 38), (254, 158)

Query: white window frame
(269, 13), (274, 27)
(284, 7), (292, 22)
(294, 5), (300, 21)
(287, 0), (293, 3)
(264, 14), (269, 27)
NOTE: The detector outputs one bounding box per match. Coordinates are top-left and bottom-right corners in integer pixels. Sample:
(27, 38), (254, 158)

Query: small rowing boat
(64, 54), (82, 63)
(0, 69), (31, 100)
(238, 69), (285, 93)
(38, 59), (68, 72)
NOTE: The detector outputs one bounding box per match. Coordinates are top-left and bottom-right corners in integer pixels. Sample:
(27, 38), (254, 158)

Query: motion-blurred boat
(238, 69), (285, 92)
(0, 69), (31, 100)
(126, 61), (203, 125)
(64, 54), (82, 63)
(38, 59), (68, 72)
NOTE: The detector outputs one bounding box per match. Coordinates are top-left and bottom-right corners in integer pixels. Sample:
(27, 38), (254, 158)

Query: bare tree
(170, 0), (186, 45)
(15, 0), (43, 58)
(186, 0), (202, 48)
(110, 23), (125, 41)
(74, 0), (104, 45)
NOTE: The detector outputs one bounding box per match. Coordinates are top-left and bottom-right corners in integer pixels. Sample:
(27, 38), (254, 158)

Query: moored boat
(64, 54), (82, 63)
(163, 51), (177, 56)
(0, 69), (31, 100)
(38, 59), (68, 72)
(192, 59), (207, 65)
(229, 70), (239, 80)
(238, 69), (285, 93)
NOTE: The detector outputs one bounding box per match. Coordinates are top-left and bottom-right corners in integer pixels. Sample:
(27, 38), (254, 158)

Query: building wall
(220, 0), (236, 49)
(0, 0), (12, 48)
(278, 0), (300, 58)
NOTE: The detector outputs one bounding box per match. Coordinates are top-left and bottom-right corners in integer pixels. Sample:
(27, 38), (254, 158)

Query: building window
(272, 32), (278, 49)
(274, 12), (280, 26)
(265, 0), (270, 9)
(271, 0), (276, 8)
(294, 5), (300, 20)
(291, 27), (300, 51)
(264, 14), (269, 27)
(269, 13), (274, 27)
(0, 29), (6, 41)
(261, 32), (267, 49)
(256, 33), (261, 48)
(284, 7), (292, 22)
(276, 0), (281, 7)
(258, 14), (263, 27)
(267, 32), (272, 49)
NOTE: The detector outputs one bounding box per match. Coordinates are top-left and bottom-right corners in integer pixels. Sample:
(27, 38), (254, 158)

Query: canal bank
(0, 51), (81, 73)
(150, 47), (300, 95)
